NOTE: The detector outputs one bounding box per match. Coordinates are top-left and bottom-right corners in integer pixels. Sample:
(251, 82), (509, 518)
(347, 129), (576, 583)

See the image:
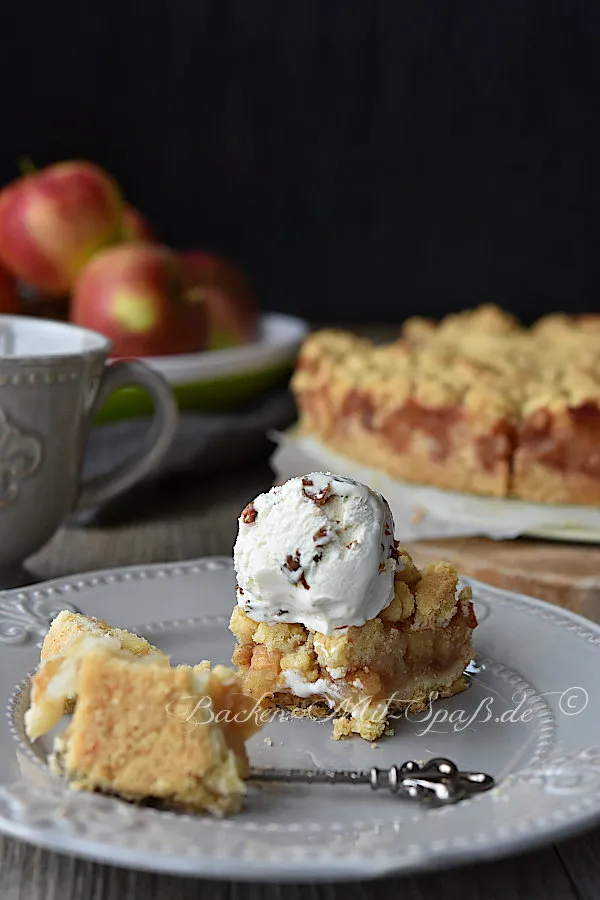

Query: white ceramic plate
(1, 559), (599, 881)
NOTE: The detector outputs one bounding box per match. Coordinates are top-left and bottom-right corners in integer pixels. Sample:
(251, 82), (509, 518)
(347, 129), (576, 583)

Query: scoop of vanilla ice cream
(233, 472), (397, 633)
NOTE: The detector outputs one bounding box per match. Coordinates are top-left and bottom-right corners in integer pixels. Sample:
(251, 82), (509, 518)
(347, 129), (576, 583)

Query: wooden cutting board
(407, 538), (600, 623)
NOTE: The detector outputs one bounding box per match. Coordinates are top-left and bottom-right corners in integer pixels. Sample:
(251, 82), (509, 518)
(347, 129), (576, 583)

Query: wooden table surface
(2, 464), (600, 900)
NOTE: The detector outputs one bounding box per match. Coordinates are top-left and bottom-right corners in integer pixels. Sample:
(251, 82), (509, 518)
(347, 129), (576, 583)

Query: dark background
(1, 1), (598, 323)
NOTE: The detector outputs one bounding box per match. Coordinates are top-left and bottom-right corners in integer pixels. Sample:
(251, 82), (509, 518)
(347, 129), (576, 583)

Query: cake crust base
(259, 670), (470, 741)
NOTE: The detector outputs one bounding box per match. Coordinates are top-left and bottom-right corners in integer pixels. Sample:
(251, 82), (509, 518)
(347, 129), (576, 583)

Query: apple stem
(17, 156), (37, 176)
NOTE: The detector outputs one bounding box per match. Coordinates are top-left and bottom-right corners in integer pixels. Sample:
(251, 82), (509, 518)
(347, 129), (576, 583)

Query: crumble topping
(292, 305), (600, 504)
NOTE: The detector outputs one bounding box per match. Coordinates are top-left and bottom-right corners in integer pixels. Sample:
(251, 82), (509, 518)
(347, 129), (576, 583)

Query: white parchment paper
(270, 431), (600, 543)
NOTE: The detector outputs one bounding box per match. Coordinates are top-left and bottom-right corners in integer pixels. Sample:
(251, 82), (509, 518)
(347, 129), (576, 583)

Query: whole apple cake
(291, 305), (600, 506)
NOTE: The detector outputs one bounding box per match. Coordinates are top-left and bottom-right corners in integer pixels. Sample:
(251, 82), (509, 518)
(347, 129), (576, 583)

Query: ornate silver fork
(249, 757), (494, 806)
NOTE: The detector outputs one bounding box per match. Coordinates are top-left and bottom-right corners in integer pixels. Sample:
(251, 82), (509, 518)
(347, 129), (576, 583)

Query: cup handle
(76, 359), (178, 510)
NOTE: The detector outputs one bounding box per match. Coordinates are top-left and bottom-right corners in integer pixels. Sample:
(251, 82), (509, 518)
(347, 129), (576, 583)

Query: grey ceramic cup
(0, 315), (178, 574)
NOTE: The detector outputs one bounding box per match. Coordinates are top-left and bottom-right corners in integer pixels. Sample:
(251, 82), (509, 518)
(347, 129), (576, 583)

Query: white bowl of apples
(0, 160), (308, 420)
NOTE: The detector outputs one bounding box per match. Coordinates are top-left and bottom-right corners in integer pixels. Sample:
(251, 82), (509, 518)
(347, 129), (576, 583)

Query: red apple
(121, 205), (157, 243)
(0, 261), (21, 314)
(181, 251), (258, 349)
(0, 161), (122, 296)
(71, 244), (207, 356)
